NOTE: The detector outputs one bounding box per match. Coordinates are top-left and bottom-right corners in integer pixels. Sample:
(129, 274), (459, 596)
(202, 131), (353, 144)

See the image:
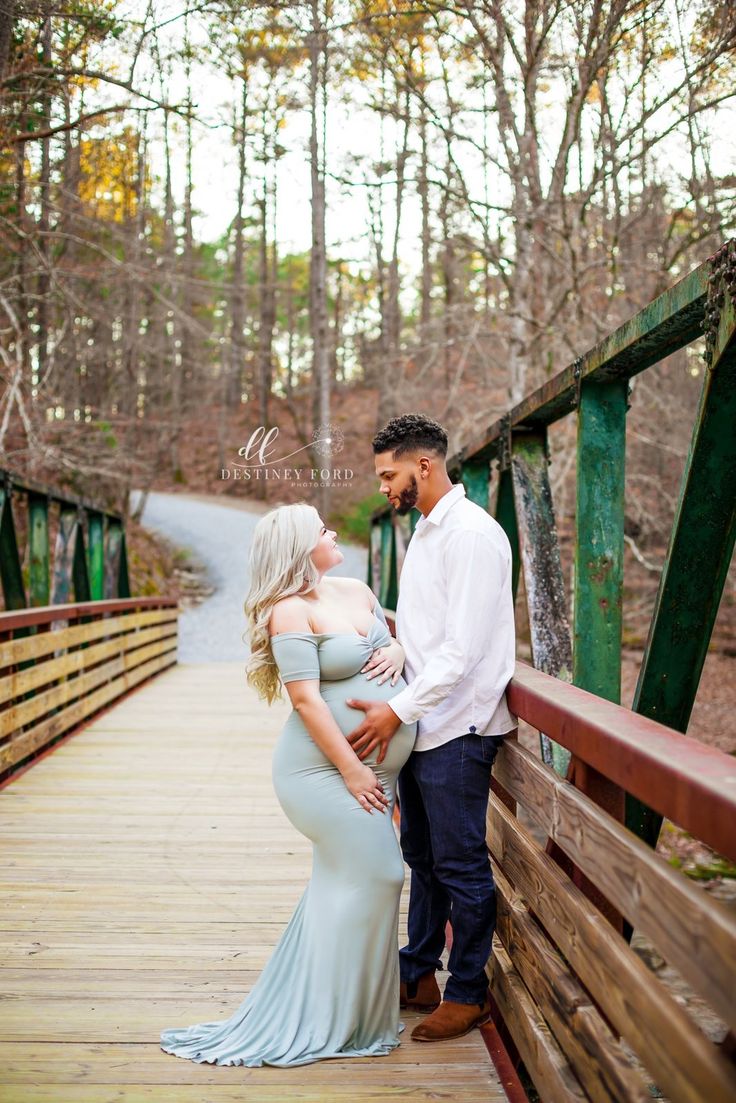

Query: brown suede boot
(410, 997), (491, 1041)
(399, 971), (441, 1013)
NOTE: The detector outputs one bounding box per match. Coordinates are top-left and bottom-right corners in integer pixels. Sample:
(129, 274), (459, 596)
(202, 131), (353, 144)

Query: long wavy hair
(243, 502), (323, 704)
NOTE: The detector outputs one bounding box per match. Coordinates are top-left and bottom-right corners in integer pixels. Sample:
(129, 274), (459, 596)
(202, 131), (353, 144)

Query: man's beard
(395, 475), (419, 515)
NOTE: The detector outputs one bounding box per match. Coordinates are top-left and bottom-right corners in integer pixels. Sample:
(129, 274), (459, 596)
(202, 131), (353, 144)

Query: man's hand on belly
(345, 700), (402, 765)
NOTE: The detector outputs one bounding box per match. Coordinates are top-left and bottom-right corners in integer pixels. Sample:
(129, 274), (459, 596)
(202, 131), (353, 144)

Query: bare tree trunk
(385, 83), (410, 378)
(418, 99), (432, 332)
(229, 79), (248, 409)
(440, 149), (455, 389)
(309, 0), (331, 516)
(36, 12), (52, 392)
(0, 0), (16, 81)
(180, 46), (196, 425)
(256, 101), (276, 428)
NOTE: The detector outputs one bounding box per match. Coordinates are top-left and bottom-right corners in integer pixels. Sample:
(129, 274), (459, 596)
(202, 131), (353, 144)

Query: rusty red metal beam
(508, 661), (736, 862)
(0, 596), (177, 633)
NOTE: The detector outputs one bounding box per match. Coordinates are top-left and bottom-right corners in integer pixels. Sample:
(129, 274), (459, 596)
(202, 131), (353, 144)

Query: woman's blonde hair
(243, 502), (323, 704)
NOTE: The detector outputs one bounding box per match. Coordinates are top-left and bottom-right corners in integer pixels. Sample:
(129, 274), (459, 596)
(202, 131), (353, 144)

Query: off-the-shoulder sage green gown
(160, 602), (417, 1067)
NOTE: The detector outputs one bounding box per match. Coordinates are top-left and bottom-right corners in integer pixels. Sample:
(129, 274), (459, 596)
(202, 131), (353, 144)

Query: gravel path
(129, 491), (368, 663)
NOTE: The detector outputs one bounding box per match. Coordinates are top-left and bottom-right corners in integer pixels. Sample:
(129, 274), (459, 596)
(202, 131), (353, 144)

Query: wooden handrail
(507, 661), (736, 862)
(0, 597), (177, 633)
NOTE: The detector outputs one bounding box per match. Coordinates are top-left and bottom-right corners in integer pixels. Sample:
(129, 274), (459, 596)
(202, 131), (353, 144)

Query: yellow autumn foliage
(78, 127), (140, 223)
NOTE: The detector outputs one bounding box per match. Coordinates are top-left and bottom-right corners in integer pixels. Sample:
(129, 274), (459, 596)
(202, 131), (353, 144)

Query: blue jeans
(398, 732), (503, 1005)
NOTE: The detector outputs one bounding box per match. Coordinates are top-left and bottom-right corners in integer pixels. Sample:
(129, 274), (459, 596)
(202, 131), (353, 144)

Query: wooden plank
(0, 634), (177, 737)
(0, 650), (176, 770)
(0, 662), (501, 1101)
(494, 866), (651, 1103)
(0, 622), (177, 705)
(489, 938), (585, 1103)
(0, 607), (178, 668)
(487, 793), (736, 1103)
(495, 739), (736, 1032)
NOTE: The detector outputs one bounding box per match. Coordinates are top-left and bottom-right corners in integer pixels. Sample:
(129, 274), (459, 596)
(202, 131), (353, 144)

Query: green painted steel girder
(0, 486), (26, 610)
(368, 521), (381, 589)
(87, 510), (105, 601)
(369, 248), (728, 532)
(52, 505), (91, 605)
(28, 492), (50, 607)
(117, 531), (131, 599)
(378, 514), (398, 610)
(456, 259), (710, 468)
(628, 251), (736, 844)
(573, 380), (628, 703)
(494, 468), (520, 604)
(460, 457), (491, 509)
(105, 520), (130, 599)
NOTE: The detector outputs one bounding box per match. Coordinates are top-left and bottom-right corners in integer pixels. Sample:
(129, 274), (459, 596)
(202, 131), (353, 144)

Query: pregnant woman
(160, 502), (417, 1066)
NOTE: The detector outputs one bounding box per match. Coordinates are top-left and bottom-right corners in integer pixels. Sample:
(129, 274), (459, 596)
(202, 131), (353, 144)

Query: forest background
(1, 0), (735, 662)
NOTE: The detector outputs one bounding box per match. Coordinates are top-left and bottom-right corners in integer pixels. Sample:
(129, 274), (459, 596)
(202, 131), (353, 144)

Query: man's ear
(418, 456), (432, 478)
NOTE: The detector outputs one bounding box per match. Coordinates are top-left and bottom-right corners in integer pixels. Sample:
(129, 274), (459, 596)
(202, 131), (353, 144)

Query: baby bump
(320, 672), (416, 780)
(271, 673), (416, 826)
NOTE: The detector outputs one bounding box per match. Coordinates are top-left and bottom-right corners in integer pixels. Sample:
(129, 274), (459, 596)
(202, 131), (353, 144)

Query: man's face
(374, 450), (421, 515)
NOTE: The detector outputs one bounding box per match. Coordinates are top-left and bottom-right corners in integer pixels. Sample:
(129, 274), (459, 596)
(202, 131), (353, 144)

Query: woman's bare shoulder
(268, 595), (312, 637)
(326, 576), (374, 604)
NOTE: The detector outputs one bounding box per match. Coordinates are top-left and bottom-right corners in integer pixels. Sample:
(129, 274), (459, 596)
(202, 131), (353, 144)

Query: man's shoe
(410, 997), (491, 1041)
(399, 972), (441, 1013)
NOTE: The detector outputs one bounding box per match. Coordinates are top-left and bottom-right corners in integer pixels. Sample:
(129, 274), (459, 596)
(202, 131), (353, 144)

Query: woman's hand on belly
(360, 640), (404, 687)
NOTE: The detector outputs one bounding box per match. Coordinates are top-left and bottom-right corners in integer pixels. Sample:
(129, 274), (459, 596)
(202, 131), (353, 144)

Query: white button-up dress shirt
(387, 483), (517, 751)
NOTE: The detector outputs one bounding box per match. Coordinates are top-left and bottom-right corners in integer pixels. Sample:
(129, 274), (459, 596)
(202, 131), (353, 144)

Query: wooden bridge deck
(0, 663), (506, 1103)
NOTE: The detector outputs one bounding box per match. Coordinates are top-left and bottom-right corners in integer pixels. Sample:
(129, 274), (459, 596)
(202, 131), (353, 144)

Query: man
(346, 413), (516, 1042)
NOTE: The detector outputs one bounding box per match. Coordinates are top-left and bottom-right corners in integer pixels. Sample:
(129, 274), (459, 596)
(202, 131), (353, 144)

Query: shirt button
(469, 725), (476, 733)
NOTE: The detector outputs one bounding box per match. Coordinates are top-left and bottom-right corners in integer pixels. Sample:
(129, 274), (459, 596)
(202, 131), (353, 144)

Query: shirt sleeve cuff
(387, 687), (424, 725)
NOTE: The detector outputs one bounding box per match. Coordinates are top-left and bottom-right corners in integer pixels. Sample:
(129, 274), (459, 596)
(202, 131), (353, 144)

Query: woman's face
(310, 519), (343, 575)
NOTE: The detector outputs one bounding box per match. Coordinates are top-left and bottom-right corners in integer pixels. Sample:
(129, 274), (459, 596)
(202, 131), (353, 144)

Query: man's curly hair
(372, 413), (448, 458)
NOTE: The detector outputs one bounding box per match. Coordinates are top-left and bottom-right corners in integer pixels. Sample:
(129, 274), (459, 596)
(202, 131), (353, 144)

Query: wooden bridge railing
(0, 598), (178, 780)
(489, 661), (736, 1103)
(371, 242), (736, 1101)
(0, 470), (179, 779)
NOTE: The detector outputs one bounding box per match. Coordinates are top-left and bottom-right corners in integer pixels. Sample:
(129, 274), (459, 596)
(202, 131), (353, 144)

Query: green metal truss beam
(628, 246), (736, 844)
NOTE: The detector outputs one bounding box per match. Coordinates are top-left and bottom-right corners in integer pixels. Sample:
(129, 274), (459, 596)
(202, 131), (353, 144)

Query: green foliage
(328, 492), (386, 547)
(91, 421), (118, 449)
